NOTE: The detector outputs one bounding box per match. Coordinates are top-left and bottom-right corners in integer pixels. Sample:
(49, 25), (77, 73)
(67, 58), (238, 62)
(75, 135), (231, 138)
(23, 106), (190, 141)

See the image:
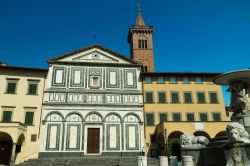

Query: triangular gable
(48, 44), (140, 65)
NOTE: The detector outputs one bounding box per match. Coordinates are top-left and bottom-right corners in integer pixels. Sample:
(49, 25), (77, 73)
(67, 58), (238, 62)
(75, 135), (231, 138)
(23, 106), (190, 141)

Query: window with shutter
(25, 112), (34, 125)
(28, 83), (38, 95)
(145, 92), (153, 103)
(200, 113), (208, 122)
(209, 92), (218, 103)
(6, 82), (17, 94)
(2, 111), (12, 122)
(197, 92), (206, 103)
(212, 113), (221, 121)
(159, 113), (167, 123)
(184, 92), (192, 103)
(146, 113), (154, 126)
(186, 113), (195, 121)
(158, 92), (166, 103)
(172, 113), (181, 121)
(171, 92), (179, 103)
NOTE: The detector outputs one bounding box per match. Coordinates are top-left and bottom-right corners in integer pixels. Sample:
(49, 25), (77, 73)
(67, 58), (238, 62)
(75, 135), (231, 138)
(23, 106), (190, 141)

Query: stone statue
(180, 134), (209, 147)
(226, 122), (250, 143)
(230, 81), (250, 115)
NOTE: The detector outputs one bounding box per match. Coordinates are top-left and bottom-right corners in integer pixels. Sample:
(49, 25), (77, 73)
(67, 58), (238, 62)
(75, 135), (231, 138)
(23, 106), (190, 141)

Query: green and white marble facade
(40, 45), (144, 157)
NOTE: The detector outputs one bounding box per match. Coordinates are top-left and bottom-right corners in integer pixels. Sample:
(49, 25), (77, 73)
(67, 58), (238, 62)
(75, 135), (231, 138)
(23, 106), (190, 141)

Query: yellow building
(0, 64), (47, 165)
(142, 72), (229, 158)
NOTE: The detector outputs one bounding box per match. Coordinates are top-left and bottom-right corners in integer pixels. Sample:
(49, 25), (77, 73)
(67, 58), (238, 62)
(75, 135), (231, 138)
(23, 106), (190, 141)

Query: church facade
(39, 45), (144, 157)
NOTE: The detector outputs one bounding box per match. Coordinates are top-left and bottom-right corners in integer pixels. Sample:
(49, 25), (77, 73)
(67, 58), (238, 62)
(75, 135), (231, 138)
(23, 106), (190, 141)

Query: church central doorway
(87, 128), (100, 154)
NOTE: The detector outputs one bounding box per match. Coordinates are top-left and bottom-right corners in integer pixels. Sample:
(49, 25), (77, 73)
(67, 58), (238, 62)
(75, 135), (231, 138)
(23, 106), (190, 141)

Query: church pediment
(72, 50), (118, 62)
(48, 44), (139, 65)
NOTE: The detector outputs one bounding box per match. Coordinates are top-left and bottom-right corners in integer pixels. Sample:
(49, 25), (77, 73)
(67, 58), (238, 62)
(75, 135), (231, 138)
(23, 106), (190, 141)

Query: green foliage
(166, 138), (180, 157)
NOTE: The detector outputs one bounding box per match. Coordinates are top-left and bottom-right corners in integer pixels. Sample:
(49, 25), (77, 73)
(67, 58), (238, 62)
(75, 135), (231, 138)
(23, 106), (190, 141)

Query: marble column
(10, 143), (16, 166)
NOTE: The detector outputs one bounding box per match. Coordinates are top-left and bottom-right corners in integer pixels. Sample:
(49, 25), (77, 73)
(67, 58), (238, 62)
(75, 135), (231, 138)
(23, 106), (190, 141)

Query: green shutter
(146, 92), (153, 103)
(200, 113), (208, 122)
(173, 113), (181, 121)
(2, 111), (12, 122)
(184, 92), (192, 103)
(158, 92), (166, 103)
(146, 114), (154, 126)
(210, 93), (218, 103)
(25, 112), (34, 125)
(28, 84), (37, 95)
(171, 92), (179, 103)
(187, 113), (194, 121)
(159, 113), (167, 122)
(197, 92), (205, 103)
(213, 113), (221, 121)
(7, 82), (16, 94)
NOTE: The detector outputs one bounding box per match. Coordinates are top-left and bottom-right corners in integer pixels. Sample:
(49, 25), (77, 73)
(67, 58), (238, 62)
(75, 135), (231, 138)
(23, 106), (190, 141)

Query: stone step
(17, 157), (145, 166)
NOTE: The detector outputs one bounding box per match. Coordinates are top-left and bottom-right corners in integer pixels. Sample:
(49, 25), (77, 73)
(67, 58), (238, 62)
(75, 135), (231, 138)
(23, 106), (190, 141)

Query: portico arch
(168, 131), (183, 161)
(193, 131), (211, 140)
(0, 132), (13, 165)
(215, 131), (227, 138)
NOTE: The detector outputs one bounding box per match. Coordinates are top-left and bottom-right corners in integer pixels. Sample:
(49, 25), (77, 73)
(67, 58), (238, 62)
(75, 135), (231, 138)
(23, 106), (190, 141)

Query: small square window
(183, 77), (190, 84)
(195, 77), (202, 84)
(170, 77), (177, 84)
(144, 76), (152, 84)
(157, 76), (164, 84)
(31, 134), (37, 142)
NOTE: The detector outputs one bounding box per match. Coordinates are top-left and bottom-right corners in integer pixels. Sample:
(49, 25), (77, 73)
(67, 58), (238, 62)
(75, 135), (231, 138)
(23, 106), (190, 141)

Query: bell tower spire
(135, 3), (145, 26)
(128, 3), (155, 72)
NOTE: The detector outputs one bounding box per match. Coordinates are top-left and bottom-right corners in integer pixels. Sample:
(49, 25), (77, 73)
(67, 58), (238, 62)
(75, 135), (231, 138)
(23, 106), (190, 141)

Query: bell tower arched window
(138, 39), (148, 49)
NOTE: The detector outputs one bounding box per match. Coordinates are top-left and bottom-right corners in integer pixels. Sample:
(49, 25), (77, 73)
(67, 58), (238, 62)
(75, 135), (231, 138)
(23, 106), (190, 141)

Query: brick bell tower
(128, 4), (155, 72)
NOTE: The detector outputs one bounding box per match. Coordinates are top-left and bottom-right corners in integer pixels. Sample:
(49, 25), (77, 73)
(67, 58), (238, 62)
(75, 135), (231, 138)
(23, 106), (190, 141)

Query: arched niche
(85, 113), (102, 123)
(45, 112), (63, 122)
(105, 113), (121, 123)
(123, 114), (140, 123)
(65, 113), (83, 122)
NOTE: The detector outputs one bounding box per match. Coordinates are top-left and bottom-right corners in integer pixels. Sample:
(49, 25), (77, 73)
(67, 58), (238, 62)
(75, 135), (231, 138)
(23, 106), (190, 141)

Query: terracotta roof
(0, 65), (47, 72)
(142, 72), (222, 77)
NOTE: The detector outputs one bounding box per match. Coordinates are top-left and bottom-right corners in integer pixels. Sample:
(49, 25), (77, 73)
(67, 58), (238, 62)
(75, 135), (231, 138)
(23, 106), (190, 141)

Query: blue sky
(1, 0), (250, 104)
